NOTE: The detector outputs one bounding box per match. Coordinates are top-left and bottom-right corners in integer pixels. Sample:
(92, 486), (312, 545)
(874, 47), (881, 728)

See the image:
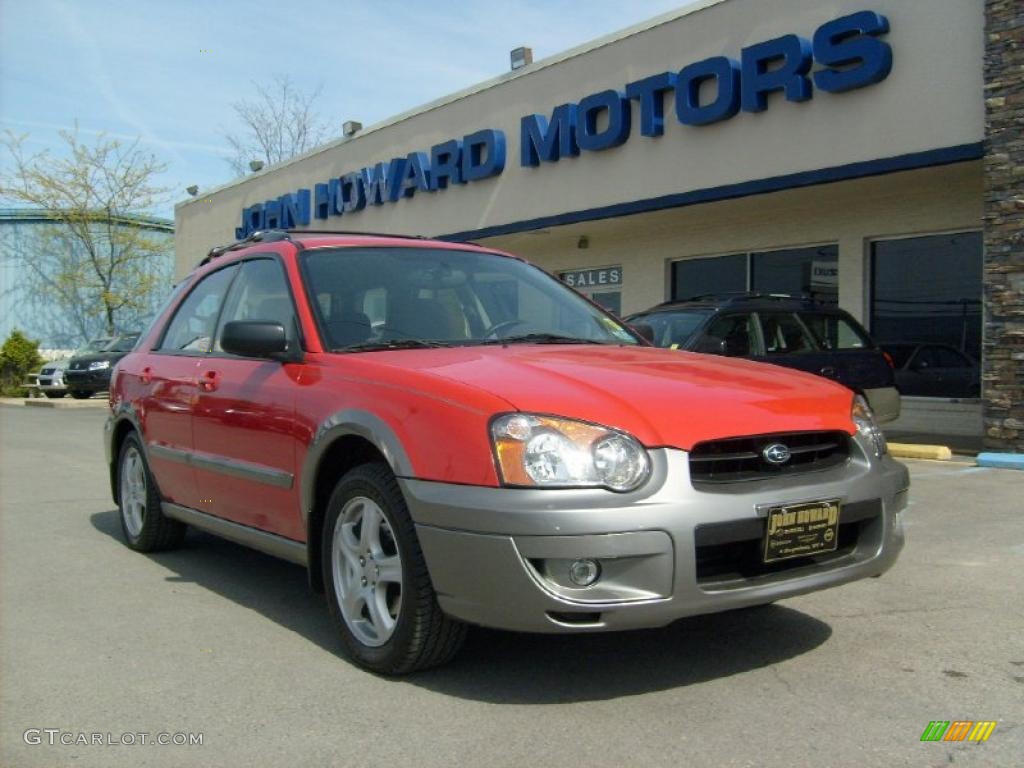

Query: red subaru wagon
(106, 230), (907, 674)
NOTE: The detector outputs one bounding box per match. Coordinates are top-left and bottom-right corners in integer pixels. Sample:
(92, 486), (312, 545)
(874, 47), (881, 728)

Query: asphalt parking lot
(1, 405), (1021, 768)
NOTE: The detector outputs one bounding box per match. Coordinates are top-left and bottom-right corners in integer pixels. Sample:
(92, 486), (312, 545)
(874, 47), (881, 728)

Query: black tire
(69, 390), (92, 399)
(44, 391), (65, 399)
(322, 463), (466, 675)
(117, 433), (186, 552)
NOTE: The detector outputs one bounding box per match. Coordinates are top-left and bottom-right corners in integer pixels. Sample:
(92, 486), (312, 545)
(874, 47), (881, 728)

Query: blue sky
(1, 0), (695, 219)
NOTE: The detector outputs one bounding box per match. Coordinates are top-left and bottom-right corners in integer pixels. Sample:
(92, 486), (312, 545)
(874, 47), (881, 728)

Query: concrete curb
(21, 398), (107, 409)
(887, 443), (953, 461)
(976, 452), (1024, 470)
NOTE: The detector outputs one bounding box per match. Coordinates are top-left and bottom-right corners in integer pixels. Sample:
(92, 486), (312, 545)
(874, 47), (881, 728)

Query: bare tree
(0, 128), (174, 345)
(223, 75), (332, 176)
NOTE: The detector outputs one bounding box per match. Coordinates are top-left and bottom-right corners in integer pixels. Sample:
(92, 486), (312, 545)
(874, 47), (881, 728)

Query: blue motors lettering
(236, 130), (506, 238)
(237, 10), (890, 237)
(523, 10), (891, 163)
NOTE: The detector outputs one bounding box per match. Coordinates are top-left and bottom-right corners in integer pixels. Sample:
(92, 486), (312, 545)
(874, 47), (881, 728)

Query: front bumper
(63, 368), (111, 392)
(37, 376), (66, 392)
(401, 434), (908, 633)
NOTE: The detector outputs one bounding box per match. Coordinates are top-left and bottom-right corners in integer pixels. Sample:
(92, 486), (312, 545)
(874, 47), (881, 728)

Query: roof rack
(200, 230), (292, 266)
(199, 228), (437, 267)
(658, 291), (822, 306)
(286, 228), (433, 240)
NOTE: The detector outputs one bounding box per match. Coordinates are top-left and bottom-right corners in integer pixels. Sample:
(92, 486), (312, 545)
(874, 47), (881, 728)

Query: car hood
(371, 344), (856, 449)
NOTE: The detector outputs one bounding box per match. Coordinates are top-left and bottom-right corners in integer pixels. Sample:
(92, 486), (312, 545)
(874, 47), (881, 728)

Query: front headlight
(491, 414), (650, 492)
(852, 395), (887, 457)
(88, 360), (111, 371)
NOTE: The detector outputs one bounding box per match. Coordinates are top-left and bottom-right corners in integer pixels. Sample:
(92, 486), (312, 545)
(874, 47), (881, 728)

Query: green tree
(0, 329), (43, 396)
(0, 127), (173, 342)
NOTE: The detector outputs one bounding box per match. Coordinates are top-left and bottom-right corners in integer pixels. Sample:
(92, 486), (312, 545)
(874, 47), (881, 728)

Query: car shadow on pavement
(412, 607), (831, 704)
(91, 509), (832, 703)
(90, 509), (341, 653)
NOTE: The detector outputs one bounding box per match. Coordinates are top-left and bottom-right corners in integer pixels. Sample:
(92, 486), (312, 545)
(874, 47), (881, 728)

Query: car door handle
(140, 366), (153, 385)
(197, 370), (220, 392)
(819, 366), (838, 378)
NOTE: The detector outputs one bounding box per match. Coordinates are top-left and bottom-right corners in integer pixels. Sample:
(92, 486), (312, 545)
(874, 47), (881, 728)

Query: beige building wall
(175, 0), (984, 277)
(486, 162), (983, 321)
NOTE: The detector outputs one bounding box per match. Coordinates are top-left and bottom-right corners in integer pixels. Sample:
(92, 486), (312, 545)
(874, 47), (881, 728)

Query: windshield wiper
(478, 333), (607, 346)
(339, 339), (452, 352)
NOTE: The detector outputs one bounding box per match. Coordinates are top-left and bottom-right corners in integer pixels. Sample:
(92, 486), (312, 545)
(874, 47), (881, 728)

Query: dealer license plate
(763, 499), (841, 563)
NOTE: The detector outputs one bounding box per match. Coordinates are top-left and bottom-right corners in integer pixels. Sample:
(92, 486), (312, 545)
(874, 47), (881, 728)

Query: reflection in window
(705, 314), (756, 356)
(871, 232), (982, 398)
(871, 233), (982, 357)
(671, 254), (746, 300)
(158, 265), (238, 353)
(590, 291), (621, 315)
(760, 312), (815, 354)
(800, 314), (869, 350)
(671, 246), (837, 304)
(751, 245), (838, 305)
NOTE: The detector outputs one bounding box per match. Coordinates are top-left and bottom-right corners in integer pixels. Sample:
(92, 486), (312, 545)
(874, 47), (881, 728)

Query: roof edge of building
(440, 142), (985, 242)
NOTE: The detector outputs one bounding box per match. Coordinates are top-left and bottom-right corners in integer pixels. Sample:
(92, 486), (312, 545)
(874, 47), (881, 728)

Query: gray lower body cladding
(400, 435), (908, 633)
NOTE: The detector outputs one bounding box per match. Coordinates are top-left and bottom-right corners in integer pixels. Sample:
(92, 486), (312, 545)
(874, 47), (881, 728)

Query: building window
(751, 245), (838, 304)
(671, 245), (838, 304)
(870, 232), (982, 398)
(671, 254), (746, 299)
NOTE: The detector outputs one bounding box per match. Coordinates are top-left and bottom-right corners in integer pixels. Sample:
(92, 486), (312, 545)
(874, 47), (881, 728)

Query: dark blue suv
(627, 294), (900, 422)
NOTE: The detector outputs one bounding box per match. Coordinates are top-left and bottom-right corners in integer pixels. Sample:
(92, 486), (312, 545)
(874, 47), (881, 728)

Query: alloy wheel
(331, 496), (403, 647)
(120, 445), (147, 538)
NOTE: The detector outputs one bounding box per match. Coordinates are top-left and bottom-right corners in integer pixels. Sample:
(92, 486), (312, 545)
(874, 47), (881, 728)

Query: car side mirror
(694, 335), (728, 355)
(630, 323), (655, 344)
(221, 321), (291, 361)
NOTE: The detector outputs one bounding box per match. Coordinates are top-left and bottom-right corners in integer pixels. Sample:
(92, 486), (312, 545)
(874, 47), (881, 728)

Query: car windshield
(629, 310), (712, 348)
(104, 334), (140, 352)
(75, 338), (111, 356)
(302, 247), (640, 351)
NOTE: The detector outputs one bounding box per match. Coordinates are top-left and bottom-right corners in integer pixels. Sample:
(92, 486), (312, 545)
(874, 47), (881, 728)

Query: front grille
(694, 499), (881, 585)
(689, 431), (850, 484)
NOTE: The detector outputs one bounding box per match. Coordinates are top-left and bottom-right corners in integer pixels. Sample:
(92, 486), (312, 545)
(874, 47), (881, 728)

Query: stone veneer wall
(983, 0), (1024, 451)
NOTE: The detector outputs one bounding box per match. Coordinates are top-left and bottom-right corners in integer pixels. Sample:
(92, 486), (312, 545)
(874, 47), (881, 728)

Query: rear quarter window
(799, 313), (871, 350)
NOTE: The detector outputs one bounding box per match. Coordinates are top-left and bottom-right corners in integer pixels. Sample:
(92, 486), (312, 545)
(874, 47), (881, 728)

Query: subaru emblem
(763, 443), (791, 465)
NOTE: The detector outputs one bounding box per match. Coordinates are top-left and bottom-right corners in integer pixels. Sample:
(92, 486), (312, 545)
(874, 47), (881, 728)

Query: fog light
(568, 558), (601, 587)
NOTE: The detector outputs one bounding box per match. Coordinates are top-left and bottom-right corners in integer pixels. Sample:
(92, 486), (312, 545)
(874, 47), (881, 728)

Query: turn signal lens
(491, 414), (650, 492)
(852, 395), (887, 457)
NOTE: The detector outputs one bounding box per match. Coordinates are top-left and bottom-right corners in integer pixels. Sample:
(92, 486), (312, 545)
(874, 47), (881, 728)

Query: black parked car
(63, 332), (140, 399)
(627, 294), (900, 422)
(882, 343), (980, 398)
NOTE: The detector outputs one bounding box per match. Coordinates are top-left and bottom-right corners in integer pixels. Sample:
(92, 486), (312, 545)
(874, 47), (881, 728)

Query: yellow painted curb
(887, 443), (953, 461)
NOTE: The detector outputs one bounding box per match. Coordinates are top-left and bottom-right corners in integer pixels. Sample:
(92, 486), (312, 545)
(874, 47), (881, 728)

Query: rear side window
(157, 266), (238, 353)
(760, 312), (815, 354)
(800, 313), (871, 350)
(704, 314), (757, 356)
